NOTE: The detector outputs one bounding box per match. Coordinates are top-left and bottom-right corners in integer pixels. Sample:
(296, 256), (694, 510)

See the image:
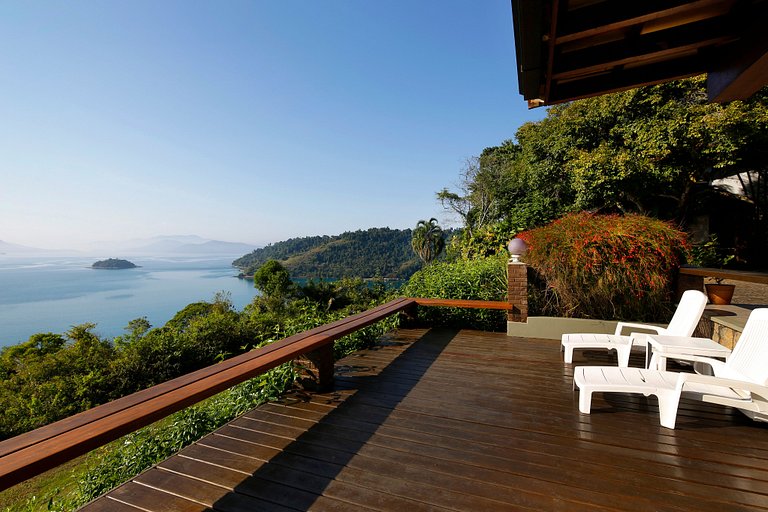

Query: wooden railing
(0, 297), (510, 491)
(677, 267), (768, 299)
(679, 266), (768, 285)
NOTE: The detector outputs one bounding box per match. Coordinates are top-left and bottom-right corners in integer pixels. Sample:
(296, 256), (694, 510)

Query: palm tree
(411, 218), (445, 265)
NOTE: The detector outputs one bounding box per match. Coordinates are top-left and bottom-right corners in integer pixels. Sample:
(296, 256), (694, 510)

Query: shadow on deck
(82, 329), (768, 511)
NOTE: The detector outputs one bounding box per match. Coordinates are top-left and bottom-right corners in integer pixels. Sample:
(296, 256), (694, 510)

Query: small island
(91, 258), (139, 269)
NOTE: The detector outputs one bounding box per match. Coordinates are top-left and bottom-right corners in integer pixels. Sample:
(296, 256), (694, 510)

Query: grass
(0, 359), (299, 511)
(0, 456), (89, 511)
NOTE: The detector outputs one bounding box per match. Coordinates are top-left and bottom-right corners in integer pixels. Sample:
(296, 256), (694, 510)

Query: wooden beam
(707, 1), (768, 102)
(709, 47), (768, 102)
(557, 0), (733, 45)
(543, 0), (561, 103)
(549, 55), (705, 104)
(554, 16), (733, 77)
(511, 0), (548, 99)
(554, 35), (733, 82)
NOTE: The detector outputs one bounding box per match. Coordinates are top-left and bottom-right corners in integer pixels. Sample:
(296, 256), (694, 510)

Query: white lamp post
(507, 237), (527, 263)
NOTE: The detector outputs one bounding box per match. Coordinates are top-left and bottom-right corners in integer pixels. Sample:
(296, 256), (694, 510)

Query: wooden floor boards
(82, 328), (768, 511)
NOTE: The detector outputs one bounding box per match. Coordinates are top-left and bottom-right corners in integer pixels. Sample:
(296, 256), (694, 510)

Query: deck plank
(81, 327), (768, 511)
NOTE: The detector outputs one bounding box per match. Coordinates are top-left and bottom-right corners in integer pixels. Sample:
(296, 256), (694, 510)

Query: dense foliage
(1, 273), (398, 510)
(440, 78), (768, 264)
(0, 328), (115, 437)
(0, 277), (396, 441)
(252, 259), (293, 308)
(518, 213), (690, 321)
(402, 256), (507, 330)
(235, 234), (332, 264)
(233, 227), (421, 279)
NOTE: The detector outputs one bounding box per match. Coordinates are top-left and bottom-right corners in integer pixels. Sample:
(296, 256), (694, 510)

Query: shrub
(0, 328), (116, 439)
(402, 256), (507, 330)
(517, 212), (689, 321)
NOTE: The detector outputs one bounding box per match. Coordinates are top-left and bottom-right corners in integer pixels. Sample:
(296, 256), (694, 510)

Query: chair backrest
(665, 290), (708, 336)
(726, 308), (768, 385)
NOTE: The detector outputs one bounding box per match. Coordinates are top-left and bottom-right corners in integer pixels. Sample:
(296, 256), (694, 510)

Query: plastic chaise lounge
(561, 289), (708, 367)
(573, 308), (768, 429)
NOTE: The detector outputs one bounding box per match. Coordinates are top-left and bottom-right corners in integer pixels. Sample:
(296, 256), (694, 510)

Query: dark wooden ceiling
(512, 0), (768, 108)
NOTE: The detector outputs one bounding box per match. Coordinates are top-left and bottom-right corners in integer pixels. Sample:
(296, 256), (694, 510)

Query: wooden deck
(82, 328), (768, 511)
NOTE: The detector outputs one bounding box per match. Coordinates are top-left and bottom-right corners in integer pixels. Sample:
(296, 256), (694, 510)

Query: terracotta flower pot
(705, 283), (736, 305)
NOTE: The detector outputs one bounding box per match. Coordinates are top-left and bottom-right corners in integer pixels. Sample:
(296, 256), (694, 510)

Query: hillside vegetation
(233, 227), (421, 279)
(0, 280), (397, 510)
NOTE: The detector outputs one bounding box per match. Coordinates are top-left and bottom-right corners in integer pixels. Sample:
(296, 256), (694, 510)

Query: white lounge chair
(574, 308), (768, 429)
(561, 289), (708, 367)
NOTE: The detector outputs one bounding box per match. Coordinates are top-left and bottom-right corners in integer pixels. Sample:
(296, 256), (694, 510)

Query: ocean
(0, 256), (260, 347)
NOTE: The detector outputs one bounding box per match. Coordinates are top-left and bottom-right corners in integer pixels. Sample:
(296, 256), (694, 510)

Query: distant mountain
(89, 235), (259, 256)
(233, 228), (422, 280)
(171, 240), (260, 255)
(0, 240), (52, 255)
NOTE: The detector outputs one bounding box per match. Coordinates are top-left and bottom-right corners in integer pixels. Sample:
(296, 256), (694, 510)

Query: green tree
(0, 326), (115, 438)
(113, 317), (152, 349)
(411, 218), (445, 264)
(253, 260), (293, 303)
(437, 144), (520, 239)
(440, 77), (768, 263)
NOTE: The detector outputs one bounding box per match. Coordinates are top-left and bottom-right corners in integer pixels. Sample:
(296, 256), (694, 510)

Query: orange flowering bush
(517, 212), (690, 321)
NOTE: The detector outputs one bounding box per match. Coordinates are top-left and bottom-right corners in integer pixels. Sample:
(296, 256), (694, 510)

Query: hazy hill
(0, 240), (52, 255)
(171, 240), (259, 255)
(233, 228), (421, 279)
(89, 235), (259, 256)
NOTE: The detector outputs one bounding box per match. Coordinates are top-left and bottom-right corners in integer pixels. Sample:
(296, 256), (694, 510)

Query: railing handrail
(679, 266), (768, 285)
(412, 298), (513, 310)
(0, 297), (510, 491)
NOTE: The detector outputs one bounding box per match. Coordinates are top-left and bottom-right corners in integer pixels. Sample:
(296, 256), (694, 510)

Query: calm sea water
(0, 256), (260, 347)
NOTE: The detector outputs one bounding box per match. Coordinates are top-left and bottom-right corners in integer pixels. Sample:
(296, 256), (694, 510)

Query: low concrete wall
(507, 317), (618, 340)
(508, 308), (753, 346)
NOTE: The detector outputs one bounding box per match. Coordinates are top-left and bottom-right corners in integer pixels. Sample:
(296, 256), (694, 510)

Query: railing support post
(295, 343), (335, 392)
(398, 302), (419, 325)
(507, 261), (528, 323)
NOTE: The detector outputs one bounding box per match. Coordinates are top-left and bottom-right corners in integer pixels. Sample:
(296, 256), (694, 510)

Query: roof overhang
(512, 0), (768, 108)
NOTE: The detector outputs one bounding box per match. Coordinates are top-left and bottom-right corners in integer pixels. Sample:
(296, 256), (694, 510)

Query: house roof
(511, 0), (768, 108)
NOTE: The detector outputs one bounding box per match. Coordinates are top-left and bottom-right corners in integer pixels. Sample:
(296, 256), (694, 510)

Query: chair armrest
(678, 373), (768, 398)
(614, 322), (666, 336)
(657, 354), (729, 373)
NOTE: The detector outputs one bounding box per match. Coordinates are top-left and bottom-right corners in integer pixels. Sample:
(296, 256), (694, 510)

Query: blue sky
(0, 1), (546, 250)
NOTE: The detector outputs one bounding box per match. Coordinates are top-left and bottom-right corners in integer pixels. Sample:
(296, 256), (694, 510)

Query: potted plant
(690, 235), (736, 305)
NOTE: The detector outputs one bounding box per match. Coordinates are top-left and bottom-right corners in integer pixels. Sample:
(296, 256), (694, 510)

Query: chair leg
(656, 390), (681, 429)
(563, 345), (574, 364)
(616, 346), (631, 367)
(649, 353), (667, 371)
(578, 387), (593, 414)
